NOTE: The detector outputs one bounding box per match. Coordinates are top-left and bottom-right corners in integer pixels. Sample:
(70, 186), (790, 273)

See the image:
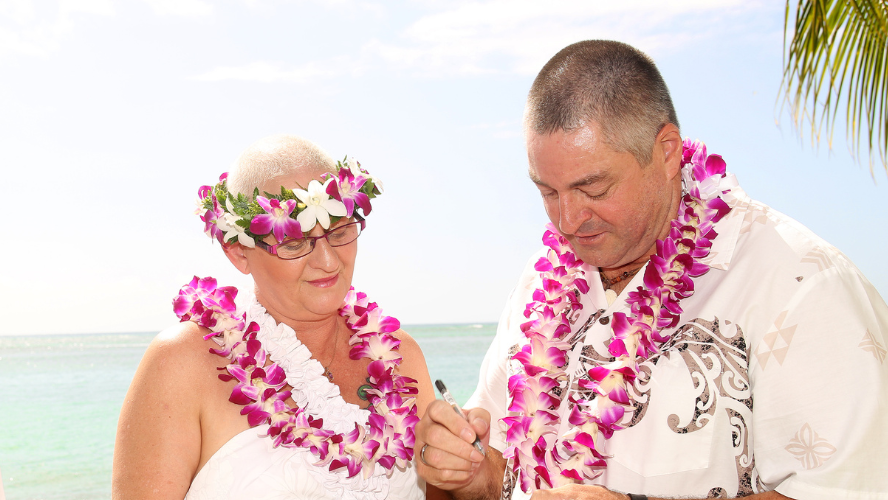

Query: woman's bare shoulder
(112, 321), (225, 498)
(389, 328), (437, 414)
(153, 320), (210, 351)
(138, 321), (228, 386)
(390, 328), (426, 361)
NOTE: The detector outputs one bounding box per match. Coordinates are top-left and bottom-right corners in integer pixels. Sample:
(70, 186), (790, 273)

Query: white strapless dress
(185, 298), (425, 500)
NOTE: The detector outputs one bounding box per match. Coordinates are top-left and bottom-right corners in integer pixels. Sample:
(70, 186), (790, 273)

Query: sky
(1, 0), (886, 336)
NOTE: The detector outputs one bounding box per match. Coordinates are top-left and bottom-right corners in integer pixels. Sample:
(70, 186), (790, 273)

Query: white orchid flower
(294, 179), (347, 231)
(217, 199), (255, 247)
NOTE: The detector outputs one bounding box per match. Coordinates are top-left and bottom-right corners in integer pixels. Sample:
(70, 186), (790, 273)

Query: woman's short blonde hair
(227, 134), (337, 198)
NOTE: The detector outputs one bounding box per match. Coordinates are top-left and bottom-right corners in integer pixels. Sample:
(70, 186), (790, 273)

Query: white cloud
(0, 0), (113, 58)
(238, 0), (384, 16)
(313, 0), (385, 16)
(189, 0), (770, 83)
(60, 0), (115, 16)
(0, 13), (72, 58)
(0, 0), (35, 24)
(142, 0), (214, 17)
(190, 59), (349, 83)
(365, 0), (760, 77)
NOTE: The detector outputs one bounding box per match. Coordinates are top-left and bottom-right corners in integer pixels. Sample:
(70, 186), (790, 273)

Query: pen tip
(435, 380), (445, 392)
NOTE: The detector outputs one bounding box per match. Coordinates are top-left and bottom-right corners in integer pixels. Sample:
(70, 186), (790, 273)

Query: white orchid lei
(198, 157), (382, 247)
(173, 276), (419, 478)
(503, 139), (733, 493)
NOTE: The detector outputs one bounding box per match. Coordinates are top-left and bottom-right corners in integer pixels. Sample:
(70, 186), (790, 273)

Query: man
(415, 40), (888, 500)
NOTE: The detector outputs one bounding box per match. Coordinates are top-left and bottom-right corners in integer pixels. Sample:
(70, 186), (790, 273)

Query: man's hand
(530, 484), (627, 500)
(415, 400), (504, 499)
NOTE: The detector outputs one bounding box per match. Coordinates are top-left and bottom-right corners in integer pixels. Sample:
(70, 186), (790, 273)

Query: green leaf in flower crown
(280, 186), (298, 201)
(246, 200), (264, 217)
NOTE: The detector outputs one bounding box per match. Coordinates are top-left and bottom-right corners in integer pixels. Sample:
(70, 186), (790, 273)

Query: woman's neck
(254, 289), (344, 360)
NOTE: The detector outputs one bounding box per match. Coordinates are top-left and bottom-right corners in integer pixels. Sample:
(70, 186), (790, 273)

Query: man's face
(527, 123), (678, 270)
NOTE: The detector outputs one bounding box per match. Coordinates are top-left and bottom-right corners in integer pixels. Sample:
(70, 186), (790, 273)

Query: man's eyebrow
(568, 173), (609, 189)
(528, 171), (610, 188)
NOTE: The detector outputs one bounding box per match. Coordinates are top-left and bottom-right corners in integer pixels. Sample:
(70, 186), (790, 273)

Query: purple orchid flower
(692, 152), (727, 182)
(249, 196), (302, 243)
(326, 168), (371, 218)
(199, 195), (225, 243)
(351, 307), (401, 336)
(513, 337), (567, 374)
(348, 333), (402, 368)
(173, 277), (424, 480)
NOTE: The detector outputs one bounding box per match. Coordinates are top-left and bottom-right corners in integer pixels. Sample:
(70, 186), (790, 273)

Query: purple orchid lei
(172, 276), (419, 478)
(503, 139), (733, 493)
(198, 158), (382, 248)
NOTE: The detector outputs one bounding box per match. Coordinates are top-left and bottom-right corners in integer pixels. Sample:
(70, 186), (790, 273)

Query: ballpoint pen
(435, 379), (486, 456)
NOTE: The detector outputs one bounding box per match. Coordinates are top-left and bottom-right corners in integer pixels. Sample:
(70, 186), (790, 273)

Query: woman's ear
(222, 242), (251, 275)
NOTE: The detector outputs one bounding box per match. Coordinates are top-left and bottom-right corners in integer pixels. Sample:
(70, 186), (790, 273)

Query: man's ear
(222, 242), (251, 275)
(656, 123), (683, 180)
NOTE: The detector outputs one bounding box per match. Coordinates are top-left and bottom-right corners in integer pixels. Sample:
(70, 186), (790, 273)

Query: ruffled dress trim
(242, 297), (422, 500)
(247, 299), (369, 434)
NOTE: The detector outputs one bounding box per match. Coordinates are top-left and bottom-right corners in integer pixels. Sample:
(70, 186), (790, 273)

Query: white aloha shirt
(468, 178), (888, 500)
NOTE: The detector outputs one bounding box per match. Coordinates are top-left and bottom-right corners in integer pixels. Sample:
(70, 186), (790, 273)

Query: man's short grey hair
(525, 40), (679, 166)
(227, 134), (337, 198)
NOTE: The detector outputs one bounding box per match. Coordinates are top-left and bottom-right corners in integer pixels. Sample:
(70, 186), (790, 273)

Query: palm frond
(781, 0), (888, 176)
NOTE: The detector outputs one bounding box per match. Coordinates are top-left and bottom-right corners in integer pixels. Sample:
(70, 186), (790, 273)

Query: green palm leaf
(782, 0), (888, 176)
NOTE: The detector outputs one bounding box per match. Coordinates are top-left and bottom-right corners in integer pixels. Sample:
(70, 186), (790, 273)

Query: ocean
(0, 323), (497, 500)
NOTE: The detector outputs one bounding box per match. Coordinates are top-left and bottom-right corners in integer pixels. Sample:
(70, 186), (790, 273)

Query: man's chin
(565, 236), (611, 267)
(568, 247), (611, 269)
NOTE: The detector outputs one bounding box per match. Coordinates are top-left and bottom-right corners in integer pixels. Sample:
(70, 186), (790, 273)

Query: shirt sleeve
(750, 257), (888, 499)
(465, 288), (516, 454)
(465, 250), (546, 454)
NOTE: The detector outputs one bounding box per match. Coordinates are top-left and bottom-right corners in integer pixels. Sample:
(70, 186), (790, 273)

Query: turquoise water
(0, 324), (496, 500)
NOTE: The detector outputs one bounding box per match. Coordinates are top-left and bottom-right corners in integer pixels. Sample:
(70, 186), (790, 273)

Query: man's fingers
(530, 484), (623, 500)
(414, 401), (494, 491)
(465, 407), (491, 444)
(419, 443), (478, 474)
(422, 401), (486, 462)
(422, 416), (484, 467)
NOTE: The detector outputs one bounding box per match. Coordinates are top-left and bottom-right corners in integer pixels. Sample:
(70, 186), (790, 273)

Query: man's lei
(173, 276), (419, 478)
(198, 157), (382, 247)
(503, 139), (733, 492)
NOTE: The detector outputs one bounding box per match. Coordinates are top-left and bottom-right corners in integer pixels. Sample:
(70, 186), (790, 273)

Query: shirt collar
(700, 173), (750, 272)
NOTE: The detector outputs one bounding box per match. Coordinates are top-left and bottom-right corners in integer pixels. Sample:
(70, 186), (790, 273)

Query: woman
(112, 135), (440, 499)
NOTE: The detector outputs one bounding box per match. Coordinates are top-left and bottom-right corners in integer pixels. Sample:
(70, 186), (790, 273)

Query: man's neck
(600, 261), (647, 295)
(598, 179), (682, 295)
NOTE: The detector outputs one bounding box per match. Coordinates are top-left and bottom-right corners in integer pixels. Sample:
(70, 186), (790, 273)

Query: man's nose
(558, 194), (590, 235)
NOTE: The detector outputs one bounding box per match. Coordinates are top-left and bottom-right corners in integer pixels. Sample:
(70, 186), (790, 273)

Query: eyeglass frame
(254, 219), (366, 260)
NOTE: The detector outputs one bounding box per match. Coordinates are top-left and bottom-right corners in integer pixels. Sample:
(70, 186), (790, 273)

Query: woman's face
(232, 170), (357, 323)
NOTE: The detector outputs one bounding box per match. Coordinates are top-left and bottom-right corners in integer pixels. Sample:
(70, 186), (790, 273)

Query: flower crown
(197, 157), (382, 248)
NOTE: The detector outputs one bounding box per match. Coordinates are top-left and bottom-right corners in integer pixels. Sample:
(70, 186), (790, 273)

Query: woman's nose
(308, 235), (339, 271)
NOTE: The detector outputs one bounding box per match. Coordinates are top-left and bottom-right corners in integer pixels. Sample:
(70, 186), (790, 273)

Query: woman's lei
(503, 139), (733, 492)
(173, 276), (419, 478)
(198, 157), (382, 247)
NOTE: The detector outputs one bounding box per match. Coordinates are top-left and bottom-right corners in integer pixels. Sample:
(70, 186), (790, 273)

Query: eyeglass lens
(276, 222), (362, 259)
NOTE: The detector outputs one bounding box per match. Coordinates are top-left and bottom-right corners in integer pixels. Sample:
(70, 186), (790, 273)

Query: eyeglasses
(255, 220), (365, 260)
